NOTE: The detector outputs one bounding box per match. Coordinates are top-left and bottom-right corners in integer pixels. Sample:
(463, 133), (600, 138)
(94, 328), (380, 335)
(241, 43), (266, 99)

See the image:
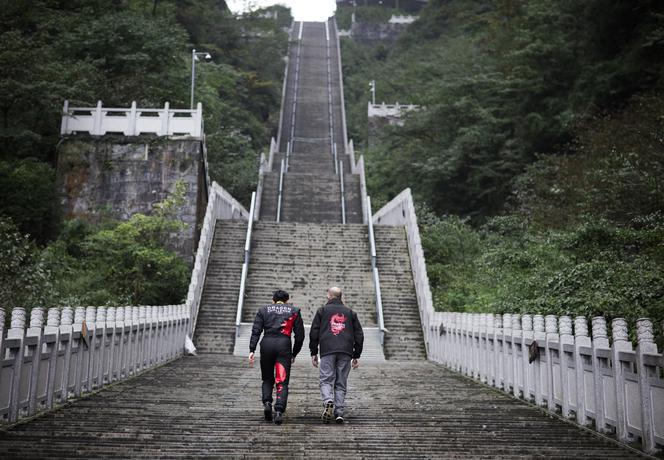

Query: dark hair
(273, 289), (290, 302)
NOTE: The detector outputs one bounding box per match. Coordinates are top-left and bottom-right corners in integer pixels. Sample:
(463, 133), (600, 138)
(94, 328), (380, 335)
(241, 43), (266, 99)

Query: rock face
(56, 135), (206, 262)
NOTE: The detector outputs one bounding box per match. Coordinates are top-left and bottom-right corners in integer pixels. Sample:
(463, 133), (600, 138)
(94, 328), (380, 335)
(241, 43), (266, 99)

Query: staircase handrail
(372, 188), (433, 354)
(276, 22), (294, 149)
(276, 160), (285, 222)
(235, 191), (257, 337)
(332, 18), (349, 152)
(340, 161), (346, 224)
(187, 182), (249, 336)
(366, 196), (387, 344)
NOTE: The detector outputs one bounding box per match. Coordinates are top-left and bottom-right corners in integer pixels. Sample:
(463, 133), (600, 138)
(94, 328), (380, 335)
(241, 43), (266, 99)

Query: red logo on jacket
(330, 313), (347, 336)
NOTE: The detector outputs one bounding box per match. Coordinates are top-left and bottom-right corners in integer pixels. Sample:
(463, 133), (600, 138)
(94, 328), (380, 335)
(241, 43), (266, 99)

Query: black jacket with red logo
(249, 303), (305, 356)
(309, 298), (364, 359)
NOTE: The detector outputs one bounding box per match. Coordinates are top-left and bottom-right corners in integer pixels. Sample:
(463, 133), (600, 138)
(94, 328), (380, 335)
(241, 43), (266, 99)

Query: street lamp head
(204, 53), (212, 62)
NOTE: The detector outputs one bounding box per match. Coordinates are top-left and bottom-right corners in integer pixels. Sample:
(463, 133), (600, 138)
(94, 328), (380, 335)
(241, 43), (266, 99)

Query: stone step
(374, 225), (427, 360)
(0, 355), (640, 459)
(233, 323), (385, 361)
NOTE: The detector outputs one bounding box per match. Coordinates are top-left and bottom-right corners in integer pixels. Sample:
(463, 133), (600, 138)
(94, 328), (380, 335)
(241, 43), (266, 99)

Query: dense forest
(0, 0), (290, 310)
(339, 0), (664, 339)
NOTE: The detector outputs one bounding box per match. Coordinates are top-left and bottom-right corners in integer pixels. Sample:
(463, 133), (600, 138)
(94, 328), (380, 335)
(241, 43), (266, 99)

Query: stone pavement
(0, 355), (643, 459)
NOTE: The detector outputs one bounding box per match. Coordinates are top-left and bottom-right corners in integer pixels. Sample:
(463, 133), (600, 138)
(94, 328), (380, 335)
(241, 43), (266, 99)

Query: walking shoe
(263, 402), (273, 421)
(322, 401), (334, 423)
(274, 411), (283, 425)
(335, 415), (344, 424)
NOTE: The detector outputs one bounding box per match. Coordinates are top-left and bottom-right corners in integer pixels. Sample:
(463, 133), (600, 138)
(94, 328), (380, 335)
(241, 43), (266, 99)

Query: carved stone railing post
(502, 314), (513, 392)
(103, 307), (116, 384)
(486, 314), (495, 386)
(84, 306), (97, 391)
(521, 315), (533, 402)
(545, 315), (559, 412)
(493, 314), (502, 389)
(573, 316), (591, 426)
(533, 315), (545, 406)
(590, 316), (611, 433)
(478, 314), (488, 384)
(57, 307), (75, 404)
(72, 307), (86, 398)
(25, 307), (45, 417)
(44, 308), (60, 410)
(611, 318), (633, 443)
(511, 314), (522, 398)
(5, 308), (26, 422)
(558, 316), (574, 418)
(635, 318), (659, 453)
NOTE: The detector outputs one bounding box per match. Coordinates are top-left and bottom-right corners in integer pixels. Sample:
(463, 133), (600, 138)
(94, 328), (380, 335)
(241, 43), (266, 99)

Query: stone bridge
(0, 19), (659, 459)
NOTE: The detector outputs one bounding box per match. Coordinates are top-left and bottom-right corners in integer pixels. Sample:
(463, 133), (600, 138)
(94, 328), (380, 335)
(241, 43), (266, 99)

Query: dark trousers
(260, 337), (292, 412)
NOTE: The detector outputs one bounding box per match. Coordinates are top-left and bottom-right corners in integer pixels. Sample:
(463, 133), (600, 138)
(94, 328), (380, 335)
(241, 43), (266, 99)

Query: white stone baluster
(44, 308), (61, 410)
(511, 314), (522, 398)
(25, 307), (45, 416)
(533, 315), (545, 406)
(502, 314), (512, 392)
(545, 315), (559, 412)
(558, 316), (574, 418)
(635, 318), (659, 453)
(85, 306), (98, 391)
(5, 308), (26, 422)
(521, 315), (534, 402)
(493, 314), (503, 389)
(591, 317), (611, 433)
(573, 316), (591, 426)
(611, 318), (633, 443)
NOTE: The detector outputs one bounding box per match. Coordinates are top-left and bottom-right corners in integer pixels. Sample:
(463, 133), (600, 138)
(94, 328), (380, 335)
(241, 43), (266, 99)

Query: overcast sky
(227, 0), (337, 21)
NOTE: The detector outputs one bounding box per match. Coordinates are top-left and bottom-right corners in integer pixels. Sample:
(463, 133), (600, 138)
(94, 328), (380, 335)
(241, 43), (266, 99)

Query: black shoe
(322, 401), (334, 424)
(274, 411), (283, 425)
(335, 415), (344, 424)
(263, 402), (273, 421)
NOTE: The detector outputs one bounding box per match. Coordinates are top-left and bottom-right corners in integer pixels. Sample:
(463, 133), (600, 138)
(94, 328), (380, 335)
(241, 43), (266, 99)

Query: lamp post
(369, 80), (376, 105)
(190, 49), (212, 109)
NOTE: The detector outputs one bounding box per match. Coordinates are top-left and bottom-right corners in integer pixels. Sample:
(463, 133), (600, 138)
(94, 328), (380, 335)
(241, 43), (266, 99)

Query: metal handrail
(236, 191), (256, 337)
(334, 143), (339, 175)
(340, 161), (346, 224)
(366, 196), (387, 344)
(276, 159), (285, 222)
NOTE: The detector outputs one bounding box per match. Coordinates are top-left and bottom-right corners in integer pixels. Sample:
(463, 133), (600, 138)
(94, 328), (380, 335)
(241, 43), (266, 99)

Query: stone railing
(373, 188), (434, 353)
(0, 304), (188, 424)
(388, 15), (418, 24)
(333, 18), (349, 151)
(368, 102), (419, 118)
(186, 182), (249, 335)
(61, 101), (203, 138)
(427, 313), (664, 454)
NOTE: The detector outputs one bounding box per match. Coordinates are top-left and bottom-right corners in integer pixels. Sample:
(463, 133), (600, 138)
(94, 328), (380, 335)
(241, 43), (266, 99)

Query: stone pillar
(636, 318), (658, 453)
(44, 308), (60, 410)
(545, 315), (559, 412)
(573, 316), (591, 426)
(533, 315), (545, 406)
(511, 314), (522, 398)
(611, 318), (633, 443)
(558, 316), (573, 418)
(521, 315), (533, 402)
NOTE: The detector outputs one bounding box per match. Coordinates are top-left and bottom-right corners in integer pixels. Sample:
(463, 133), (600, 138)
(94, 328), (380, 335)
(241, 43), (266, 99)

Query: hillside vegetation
(339, 0), (664, 339)
(0, 0), (290, 310)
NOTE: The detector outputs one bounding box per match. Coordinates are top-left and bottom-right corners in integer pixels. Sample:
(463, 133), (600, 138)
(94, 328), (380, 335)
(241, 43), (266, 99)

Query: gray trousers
(319, 353), (352, 416)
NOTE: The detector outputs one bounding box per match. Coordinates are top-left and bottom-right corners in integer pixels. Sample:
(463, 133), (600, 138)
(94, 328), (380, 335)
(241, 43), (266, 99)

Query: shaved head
(327, 286), (342, 300)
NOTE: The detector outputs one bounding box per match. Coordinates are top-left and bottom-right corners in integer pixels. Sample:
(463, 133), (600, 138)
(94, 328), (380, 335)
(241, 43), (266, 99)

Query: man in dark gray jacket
(309, 286), (364, 424)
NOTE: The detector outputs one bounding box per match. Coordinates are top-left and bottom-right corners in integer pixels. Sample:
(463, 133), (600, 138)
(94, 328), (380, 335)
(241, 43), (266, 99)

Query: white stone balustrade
(371, 187), (662, 453)
(61, 100), (203, 138)
(428, 313), (664, 454)
(185, 182), (249, 336)
(0, 304), (188, 425)
(368, 102), (420, 118)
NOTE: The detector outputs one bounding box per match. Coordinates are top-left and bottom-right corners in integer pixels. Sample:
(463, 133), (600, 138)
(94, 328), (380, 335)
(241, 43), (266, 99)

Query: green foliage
(0, 217), (52, 311)
(44, 184), (190, 307)
(0, 160), (61, 244)
(341, 0), (664, 218)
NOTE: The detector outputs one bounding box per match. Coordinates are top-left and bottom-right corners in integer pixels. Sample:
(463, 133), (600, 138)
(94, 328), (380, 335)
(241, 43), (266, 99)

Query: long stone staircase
(0, 18), (645, 459)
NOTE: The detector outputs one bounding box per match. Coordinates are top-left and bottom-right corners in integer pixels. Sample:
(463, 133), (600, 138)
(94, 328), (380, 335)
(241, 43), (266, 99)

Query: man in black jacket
(249, 289), (305, 425)
(309, 286), (364, 424)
